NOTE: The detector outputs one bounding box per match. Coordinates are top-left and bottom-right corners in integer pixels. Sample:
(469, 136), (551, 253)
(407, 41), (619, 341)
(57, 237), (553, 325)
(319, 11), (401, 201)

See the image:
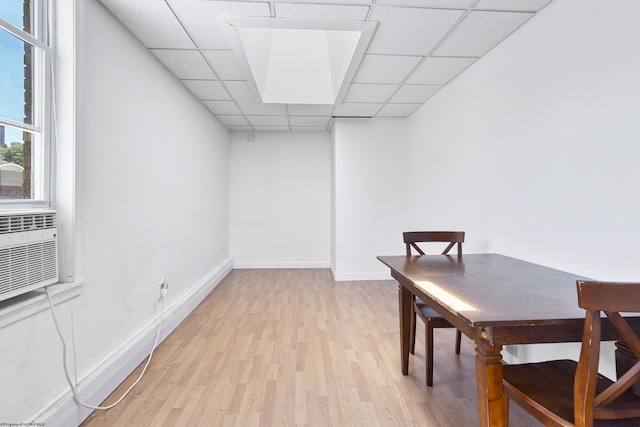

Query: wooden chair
(404, 231), (465, 386)
(503, 280), (640, 426)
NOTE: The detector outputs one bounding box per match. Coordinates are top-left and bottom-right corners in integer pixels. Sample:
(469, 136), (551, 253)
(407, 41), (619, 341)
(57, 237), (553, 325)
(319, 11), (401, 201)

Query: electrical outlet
(159, 277), (169, 298)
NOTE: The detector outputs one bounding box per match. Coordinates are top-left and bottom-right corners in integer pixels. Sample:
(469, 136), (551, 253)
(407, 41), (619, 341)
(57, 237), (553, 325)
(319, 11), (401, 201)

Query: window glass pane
(0, 1), (34, 35)
(0, 125), (34, 200)
(0, 28), (34, 126)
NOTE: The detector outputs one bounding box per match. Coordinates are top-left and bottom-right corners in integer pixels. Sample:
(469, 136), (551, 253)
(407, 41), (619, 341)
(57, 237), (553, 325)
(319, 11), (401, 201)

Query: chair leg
(455, 329), (462, 355)
(426, 321), (434, 387)
(409, 297), (416, 355)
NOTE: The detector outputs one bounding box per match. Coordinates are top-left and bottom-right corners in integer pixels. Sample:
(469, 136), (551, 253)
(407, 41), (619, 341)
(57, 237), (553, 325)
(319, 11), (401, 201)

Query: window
(0, 0), (52, 209)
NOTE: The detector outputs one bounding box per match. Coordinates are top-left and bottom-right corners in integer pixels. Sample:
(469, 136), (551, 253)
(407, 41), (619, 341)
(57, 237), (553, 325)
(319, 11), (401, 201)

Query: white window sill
(0, 281), (84, 329)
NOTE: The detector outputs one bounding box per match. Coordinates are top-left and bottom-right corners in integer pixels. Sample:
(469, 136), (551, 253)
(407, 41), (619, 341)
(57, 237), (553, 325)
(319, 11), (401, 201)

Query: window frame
(0, 0), (54, 211)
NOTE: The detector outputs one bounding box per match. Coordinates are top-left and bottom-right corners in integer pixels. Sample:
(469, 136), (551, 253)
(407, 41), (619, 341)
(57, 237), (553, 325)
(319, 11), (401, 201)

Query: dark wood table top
(378, 253), (594, 327)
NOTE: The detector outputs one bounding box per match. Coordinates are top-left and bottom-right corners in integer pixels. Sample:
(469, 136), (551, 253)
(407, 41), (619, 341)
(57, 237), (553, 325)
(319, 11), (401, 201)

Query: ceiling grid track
(100, 0), (556, 132)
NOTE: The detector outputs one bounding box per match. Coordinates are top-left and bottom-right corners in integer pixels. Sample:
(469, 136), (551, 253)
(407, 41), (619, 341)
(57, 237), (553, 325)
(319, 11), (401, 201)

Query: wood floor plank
(81, 269), (541, 426)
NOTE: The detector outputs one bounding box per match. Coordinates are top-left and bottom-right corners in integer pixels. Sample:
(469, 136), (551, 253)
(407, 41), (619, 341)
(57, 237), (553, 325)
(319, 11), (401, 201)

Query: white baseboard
(34, 258), (233, 427)
(330, 265), (392, 281)
(502, 345), (527, 364)
(233, 261), (330, 269)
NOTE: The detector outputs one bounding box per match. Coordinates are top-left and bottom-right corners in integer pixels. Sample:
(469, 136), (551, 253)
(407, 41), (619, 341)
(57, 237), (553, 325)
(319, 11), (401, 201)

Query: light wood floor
(81, 269), (540, 426)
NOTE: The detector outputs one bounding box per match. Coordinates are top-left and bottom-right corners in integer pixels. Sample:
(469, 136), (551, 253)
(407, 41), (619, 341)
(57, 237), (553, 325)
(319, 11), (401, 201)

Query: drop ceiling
(99, 0), (554, 132)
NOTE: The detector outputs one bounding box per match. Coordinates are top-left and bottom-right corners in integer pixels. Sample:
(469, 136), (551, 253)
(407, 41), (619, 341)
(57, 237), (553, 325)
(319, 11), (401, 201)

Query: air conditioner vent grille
(0, 211), (58, 301)
(0, 241), (58, 295)
(0, 212), (56, 234)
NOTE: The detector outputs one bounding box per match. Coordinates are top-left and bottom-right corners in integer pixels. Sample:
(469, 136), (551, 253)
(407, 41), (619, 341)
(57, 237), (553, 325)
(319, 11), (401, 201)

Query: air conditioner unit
(0, 210), (59, 302)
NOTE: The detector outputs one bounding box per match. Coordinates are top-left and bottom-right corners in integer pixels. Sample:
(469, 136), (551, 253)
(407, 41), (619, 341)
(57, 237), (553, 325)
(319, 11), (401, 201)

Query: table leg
(399, 285), (411, 375)
(475, 336), (508, 427)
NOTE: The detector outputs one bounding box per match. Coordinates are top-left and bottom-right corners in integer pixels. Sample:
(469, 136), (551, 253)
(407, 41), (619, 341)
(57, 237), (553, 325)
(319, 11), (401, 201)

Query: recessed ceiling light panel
(222, 17), (376, 105)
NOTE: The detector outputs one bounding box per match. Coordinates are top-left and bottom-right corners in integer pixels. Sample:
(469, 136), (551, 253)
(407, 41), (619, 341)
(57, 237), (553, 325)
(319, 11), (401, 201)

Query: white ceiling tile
(100, 0), (195, 49)
(376, 0), (474, 6)
(407, 56), (476, 84)
(152, 50), (216, 79)
(204, 101), (241, 115)
(182, 80), (230, 100)
(288, 105), (334, 116)
(291, 127), (328, 132)
(433, 11), (534, 57)
(289, 116), (331, 127)
(475, 0), (553, 11)
(105, 0), (550, 132)
(237, 101), (287, 116)
(252, 126), (292, 131)
(377, 103), (422, 116)
(274, 3), (370, 20)
(217, 115), (249, 126)
(343, 84), (398, 103)
(333, 103), (383, 117)
(368, 7), (465, 55)
(353, 55), (422, 84)
(167, 0), (271, 49)
(223, 81), (256, 101)
(203, 50), (246, 80)
(389, 85), (441, 103)
(247, 116), (289, 126)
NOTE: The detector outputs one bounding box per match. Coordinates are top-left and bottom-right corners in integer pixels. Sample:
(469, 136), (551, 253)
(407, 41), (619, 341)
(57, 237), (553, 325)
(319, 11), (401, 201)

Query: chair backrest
(574, 280), (640, 425)
(403, 231), (465, 257)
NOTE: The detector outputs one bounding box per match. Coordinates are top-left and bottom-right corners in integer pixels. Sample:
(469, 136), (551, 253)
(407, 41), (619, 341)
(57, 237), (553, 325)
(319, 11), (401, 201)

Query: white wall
(332, 118), (406, 280)
(404, 0), (640, 373)
(0, 0), (231, 423)
(230, 131), (331, 268)
(405, 0), (640, 280)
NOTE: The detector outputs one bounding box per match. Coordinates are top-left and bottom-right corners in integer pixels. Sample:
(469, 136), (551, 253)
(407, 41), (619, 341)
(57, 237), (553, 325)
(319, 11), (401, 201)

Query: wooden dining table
(377, 253), (640, 427)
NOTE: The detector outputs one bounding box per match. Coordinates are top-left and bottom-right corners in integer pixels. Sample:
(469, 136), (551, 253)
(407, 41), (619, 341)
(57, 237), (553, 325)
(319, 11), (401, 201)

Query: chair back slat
(595, 362), (640, 408)
(403, 231), (465, 257)
(606, 311), (640, 361)
(593, 311), (640, 408)
(577, 281), (640, 312)
(409, 242), (425, 256)
(442, 242), (457, 255)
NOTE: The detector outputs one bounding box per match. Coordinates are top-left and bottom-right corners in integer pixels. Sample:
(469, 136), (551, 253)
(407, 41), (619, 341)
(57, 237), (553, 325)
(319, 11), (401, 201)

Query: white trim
(233, 261), (330, 269)
(32, 258), (233, 426)
(53, 0), (78, 283)
(330, 266), (391, 282)
(0, 0), (53, 208)
(0, 281), (83, 329)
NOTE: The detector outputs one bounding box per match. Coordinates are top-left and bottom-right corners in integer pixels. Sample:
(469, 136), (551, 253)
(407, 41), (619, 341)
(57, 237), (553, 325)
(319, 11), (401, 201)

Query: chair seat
(503, 360), (640, 426)
(414, 298), (454, 327)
